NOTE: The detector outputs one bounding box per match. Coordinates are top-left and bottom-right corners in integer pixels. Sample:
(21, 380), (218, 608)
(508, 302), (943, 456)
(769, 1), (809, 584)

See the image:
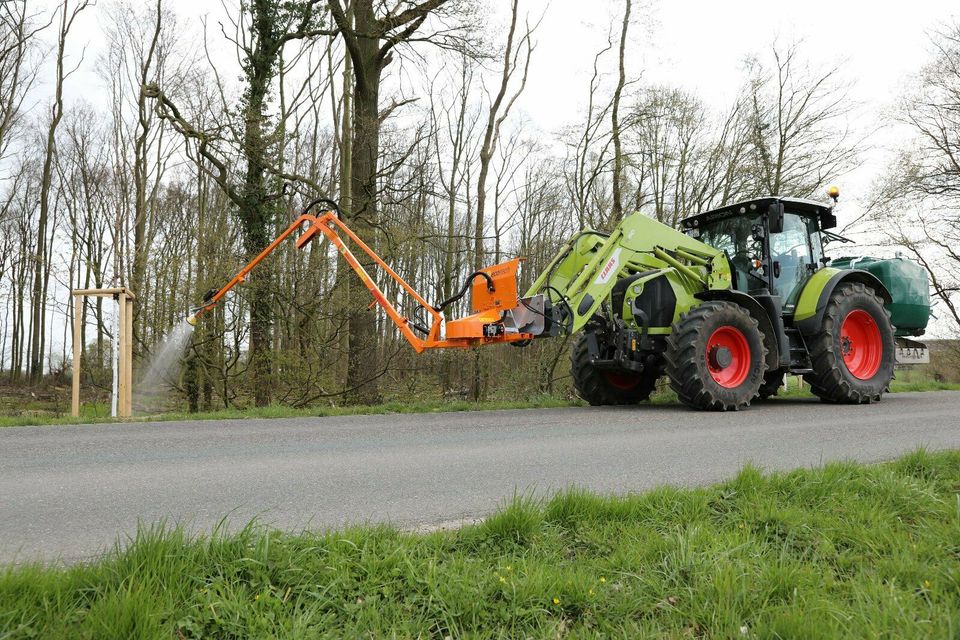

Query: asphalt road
(2, 391), (959, 564)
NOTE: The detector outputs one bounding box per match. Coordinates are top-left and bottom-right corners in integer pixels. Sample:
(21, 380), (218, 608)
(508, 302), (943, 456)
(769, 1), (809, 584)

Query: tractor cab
(681, 197), (836, 314)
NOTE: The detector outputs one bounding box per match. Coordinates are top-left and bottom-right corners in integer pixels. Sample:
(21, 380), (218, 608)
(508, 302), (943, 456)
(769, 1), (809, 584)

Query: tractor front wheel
(806, 282), (895, 404)
(665, 301), (767, 411)
(570, 334), (659, 405)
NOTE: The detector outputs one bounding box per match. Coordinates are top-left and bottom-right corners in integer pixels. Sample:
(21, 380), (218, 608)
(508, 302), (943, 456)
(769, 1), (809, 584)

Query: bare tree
(29, 0), (91, 381)
(744, 42), (860, 198)
(609, 0), (631, 222)
(100, 0), (188, 331)
(146, 0), (334, 406)
(0, 2), (43, 167)
(562, 38), (614, 229)
(326, 0), (471, 403)
(867, 23), (960, 337)
(473, 0), (535, 270)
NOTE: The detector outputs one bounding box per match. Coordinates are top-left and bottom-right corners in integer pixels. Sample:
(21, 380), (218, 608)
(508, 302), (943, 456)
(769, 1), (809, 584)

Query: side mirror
(767, 202), (784, 234)
(820, 211), (838, 230)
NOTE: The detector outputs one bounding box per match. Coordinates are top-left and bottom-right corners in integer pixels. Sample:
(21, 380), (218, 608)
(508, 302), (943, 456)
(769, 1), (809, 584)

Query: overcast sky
(524, 0), (956, 221)
(154, 0), (958, 220)
(57, 0), (957, 195)
(39, 0), (960, 239)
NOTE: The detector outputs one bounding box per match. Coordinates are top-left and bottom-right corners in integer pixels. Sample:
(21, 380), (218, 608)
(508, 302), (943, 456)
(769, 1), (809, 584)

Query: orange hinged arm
(189, 213), (320, 321)
(190, 208), (534, 351)
(301, 212), (442, 352)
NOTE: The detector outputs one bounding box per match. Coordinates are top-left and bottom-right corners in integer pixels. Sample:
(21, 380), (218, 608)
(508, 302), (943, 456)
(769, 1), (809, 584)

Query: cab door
(770, 213), (819, 310)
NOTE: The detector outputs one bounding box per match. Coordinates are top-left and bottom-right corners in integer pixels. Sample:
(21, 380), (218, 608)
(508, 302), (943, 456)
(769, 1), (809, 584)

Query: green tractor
(523, 191), (931, 410)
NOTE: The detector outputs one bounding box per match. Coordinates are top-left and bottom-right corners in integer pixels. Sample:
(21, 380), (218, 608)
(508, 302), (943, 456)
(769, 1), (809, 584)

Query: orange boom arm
(188, 207), (542, 351)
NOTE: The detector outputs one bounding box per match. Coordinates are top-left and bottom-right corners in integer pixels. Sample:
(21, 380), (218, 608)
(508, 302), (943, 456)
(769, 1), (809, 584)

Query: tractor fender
(694, 289), (780, 373)
(793, 268), (892, 336)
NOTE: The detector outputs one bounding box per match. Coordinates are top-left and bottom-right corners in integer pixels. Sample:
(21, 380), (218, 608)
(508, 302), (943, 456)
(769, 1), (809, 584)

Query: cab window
(770, 213), (814, 304)
(696, 216), (764, 292)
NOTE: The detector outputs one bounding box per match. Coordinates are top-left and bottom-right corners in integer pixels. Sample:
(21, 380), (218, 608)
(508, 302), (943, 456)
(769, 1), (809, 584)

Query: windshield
(695, 216), (765, 292)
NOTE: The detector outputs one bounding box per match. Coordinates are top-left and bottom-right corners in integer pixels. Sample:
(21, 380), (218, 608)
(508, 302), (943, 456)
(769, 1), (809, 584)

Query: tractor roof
(680, 197), (834, 230)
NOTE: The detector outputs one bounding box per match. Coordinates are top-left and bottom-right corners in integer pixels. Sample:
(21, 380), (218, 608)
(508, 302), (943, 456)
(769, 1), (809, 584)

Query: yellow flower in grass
(553, 597), (561, 605)
(499, 576), (506, 584)
(589, 589), (595, 597)
(599, 576), (606, 584)
(506, 565), (513, 572)
(924, 580), (932, 589)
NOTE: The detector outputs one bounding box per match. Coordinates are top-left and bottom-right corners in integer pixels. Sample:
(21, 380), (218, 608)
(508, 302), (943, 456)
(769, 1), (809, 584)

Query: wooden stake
(124, 296), (134, 417)
(72, 297), (82, 418)
(116, 293), (127, 418)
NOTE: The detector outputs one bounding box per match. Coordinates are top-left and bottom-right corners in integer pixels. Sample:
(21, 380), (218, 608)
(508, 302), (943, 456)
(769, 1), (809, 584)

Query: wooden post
(117, 293), (126, 418)
(124, 296), (134, 417)
(72, 297), (82, 418)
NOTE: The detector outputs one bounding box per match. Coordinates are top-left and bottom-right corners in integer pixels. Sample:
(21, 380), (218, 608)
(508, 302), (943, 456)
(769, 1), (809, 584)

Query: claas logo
(600, 257), (617, 279)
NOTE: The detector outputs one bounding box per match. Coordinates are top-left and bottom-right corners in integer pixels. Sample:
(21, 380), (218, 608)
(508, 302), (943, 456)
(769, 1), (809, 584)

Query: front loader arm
(524, 213), (732, 335)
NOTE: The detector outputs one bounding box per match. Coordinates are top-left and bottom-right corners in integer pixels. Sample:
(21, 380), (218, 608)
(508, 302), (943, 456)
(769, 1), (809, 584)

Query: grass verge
(3, 449), (959, 638)
(2, 377), (958, 427)
(0, 395), (583, 428)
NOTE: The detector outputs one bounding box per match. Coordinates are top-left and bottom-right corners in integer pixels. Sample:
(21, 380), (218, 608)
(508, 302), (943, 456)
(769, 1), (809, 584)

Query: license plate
(896, 345), (929, 365)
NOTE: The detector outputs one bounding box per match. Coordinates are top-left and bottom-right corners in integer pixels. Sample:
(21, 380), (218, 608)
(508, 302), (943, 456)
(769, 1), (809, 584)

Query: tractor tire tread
(804, 282), (894, 404)
(665, 301), (767, 411)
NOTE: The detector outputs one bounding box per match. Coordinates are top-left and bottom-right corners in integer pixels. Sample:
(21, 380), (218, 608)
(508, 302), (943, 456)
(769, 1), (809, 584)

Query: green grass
(3, 449), (960, 638)
(0, 395), (583, 428)
(2, 376), (958, 427)
(764, 376), (960, 400)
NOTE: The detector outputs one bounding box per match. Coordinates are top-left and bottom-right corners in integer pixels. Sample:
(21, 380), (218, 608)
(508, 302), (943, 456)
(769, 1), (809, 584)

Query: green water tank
(831, 256), (930, 336)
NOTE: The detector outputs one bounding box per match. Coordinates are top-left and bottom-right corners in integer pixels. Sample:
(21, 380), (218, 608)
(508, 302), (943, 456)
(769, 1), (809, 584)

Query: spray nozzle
(186, 288), (221, 327)
(186, 304), (204, 326)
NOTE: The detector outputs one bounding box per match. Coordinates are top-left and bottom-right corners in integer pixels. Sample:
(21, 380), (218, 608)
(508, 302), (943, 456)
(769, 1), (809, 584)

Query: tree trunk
(344, 0), (383, 404)
(337, 2), (353, 385)
(30, 4), (70, 381)
(609, 0), (631, 224)
(238, 0), (283, 407)
(131, 0), (164, 345)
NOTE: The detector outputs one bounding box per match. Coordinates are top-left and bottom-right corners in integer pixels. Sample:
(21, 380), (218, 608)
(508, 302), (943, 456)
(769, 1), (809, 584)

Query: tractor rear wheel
(570, 334), (659, 405)
(665, 301), (767, 411)
(805, 282), (894, 404)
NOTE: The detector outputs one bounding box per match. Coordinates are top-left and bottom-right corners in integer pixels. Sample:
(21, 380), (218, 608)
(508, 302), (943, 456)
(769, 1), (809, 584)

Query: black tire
(755, 369), (785, 400)
(665, 301), (767, 411)
(805, 282), (895, 404)
(570, 333), (659, 405)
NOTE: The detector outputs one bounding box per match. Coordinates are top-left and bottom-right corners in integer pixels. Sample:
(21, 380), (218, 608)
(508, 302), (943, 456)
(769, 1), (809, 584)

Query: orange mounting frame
(191, 210), (534, 351)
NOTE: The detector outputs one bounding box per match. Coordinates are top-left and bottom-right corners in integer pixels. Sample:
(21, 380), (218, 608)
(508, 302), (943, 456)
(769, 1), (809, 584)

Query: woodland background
(1, 0), (958, 413)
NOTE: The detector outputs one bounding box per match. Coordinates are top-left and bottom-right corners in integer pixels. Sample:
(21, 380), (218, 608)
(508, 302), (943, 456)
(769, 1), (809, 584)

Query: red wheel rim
(840, 309), (882, 380)
(604, 372), (641, 390)
(706, 326), (751, 388)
